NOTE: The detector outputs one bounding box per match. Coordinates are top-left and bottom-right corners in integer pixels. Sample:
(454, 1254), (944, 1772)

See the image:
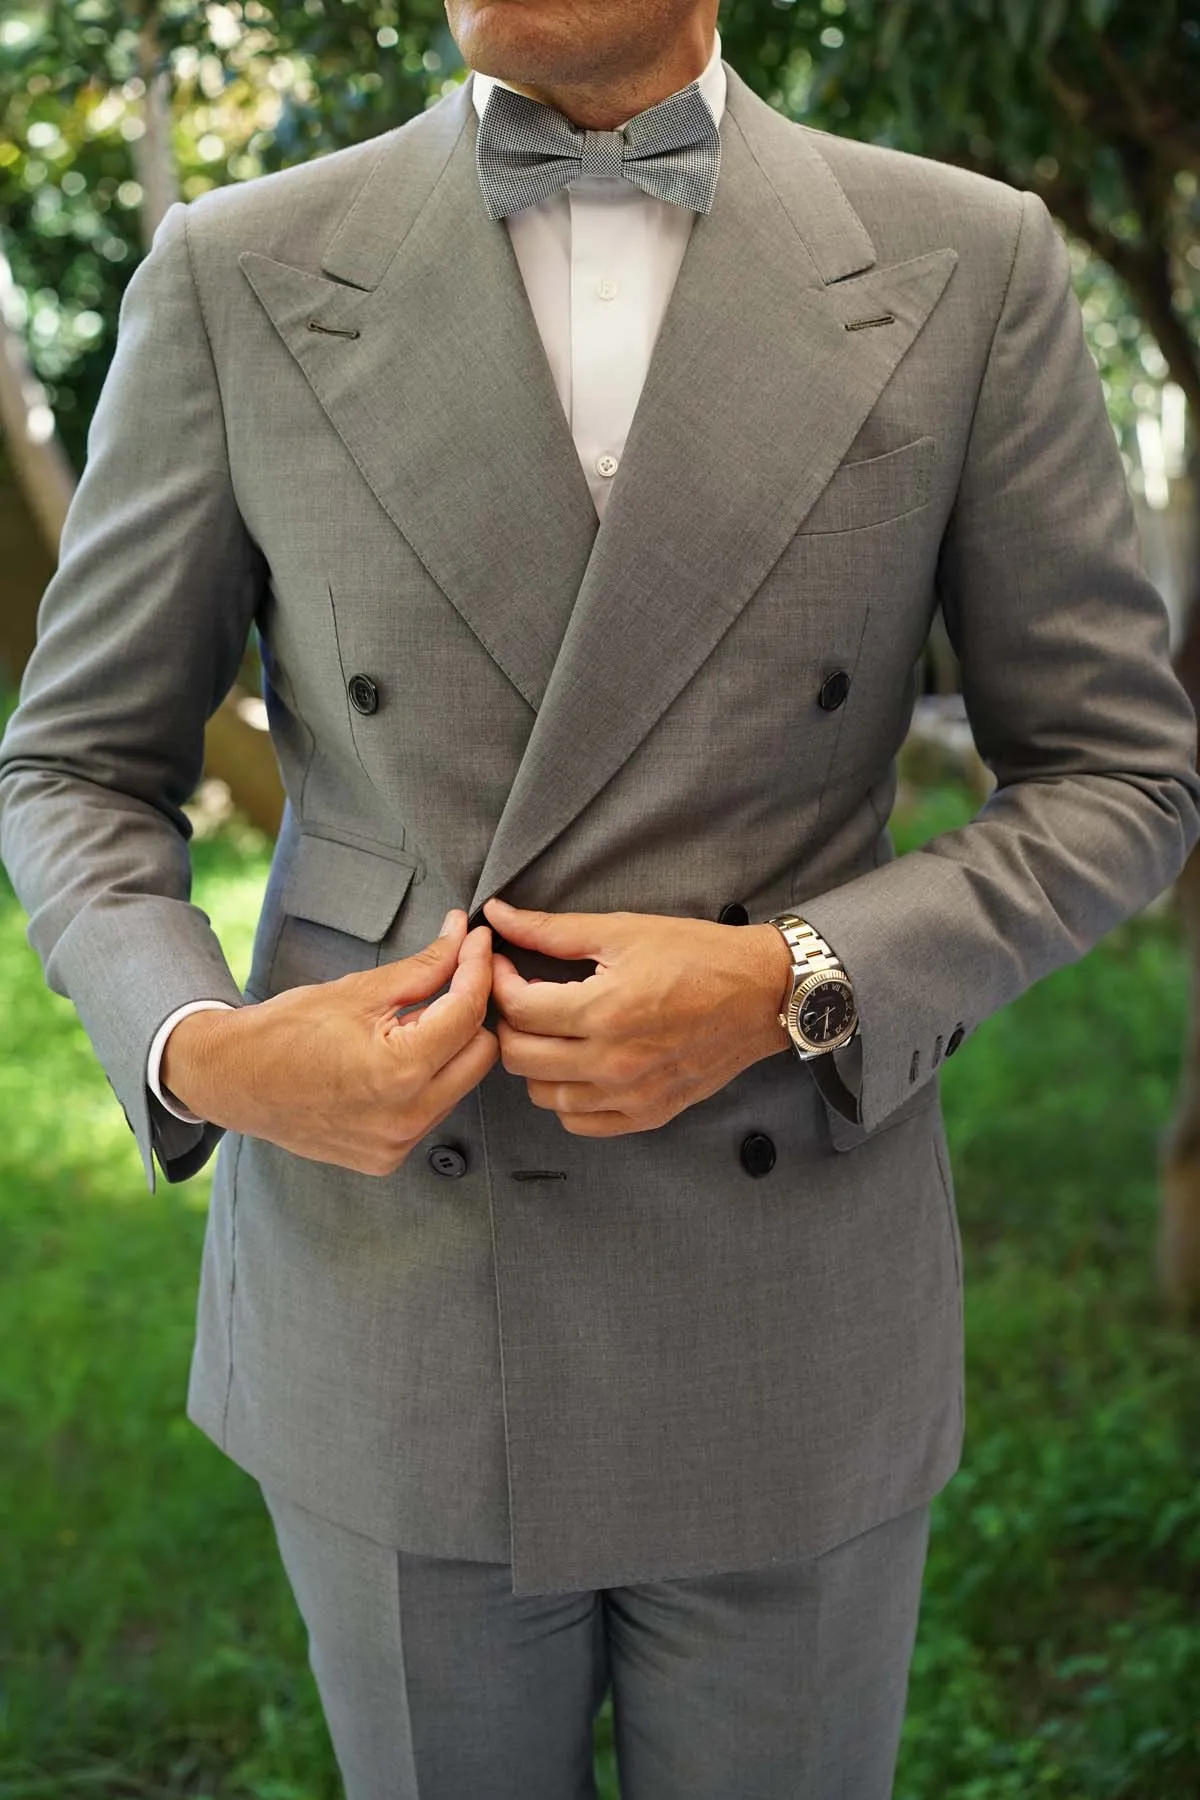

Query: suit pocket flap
(281, 833), (419, 942)
(799, 435), (935, 535)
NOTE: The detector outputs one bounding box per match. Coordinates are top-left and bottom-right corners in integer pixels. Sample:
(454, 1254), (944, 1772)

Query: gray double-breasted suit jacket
(2, 63), (1198, 1596)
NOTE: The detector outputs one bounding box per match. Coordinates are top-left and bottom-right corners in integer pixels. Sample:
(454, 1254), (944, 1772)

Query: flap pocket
(798, 435), (935, 536)
(282, 833), (419, 942)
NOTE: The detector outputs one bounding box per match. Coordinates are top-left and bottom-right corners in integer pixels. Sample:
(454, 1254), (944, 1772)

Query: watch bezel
(783, 969), (858, 1055)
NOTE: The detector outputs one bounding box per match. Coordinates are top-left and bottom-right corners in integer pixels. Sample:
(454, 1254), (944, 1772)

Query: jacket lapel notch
(720, 66), (877, 287)
(318, 78), (472, 292)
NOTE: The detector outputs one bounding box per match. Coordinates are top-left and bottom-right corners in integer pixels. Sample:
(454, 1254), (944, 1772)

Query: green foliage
(718, 0), (1200, 439)
(2, 1), (1197, 472)
(0, 2), (460, 468)
(2, 783), (1199, 1795)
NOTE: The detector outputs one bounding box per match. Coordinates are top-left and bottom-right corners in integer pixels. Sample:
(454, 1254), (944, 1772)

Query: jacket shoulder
(798, 126), (1023, 224)
(796, 125), (1028, 276)
(177, 86), (458, 263)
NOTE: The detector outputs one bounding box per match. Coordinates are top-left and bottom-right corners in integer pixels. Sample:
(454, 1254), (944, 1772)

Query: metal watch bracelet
(767, 912), (858, 1057)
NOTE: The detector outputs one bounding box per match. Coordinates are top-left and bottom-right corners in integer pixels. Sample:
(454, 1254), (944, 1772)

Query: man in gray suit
(3, 0), (1199, 1792)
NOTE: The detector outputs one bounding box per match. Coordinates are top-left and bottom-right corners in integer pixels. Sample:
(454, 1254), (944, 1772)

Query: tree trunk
(0, 145), (284, 831)
(1160, 839), (1200, 1324)
(0, 281), (75, 548)
(1160, 560), (1200, 1323)
(133, 11), (179, 246)
(203, 691), (285, 837)
(0, 451), (56, 685)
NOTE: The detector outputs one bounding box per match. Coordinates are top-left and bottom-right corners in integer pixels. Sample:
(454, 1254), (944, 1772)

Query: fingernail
(441, 910), (457, 934)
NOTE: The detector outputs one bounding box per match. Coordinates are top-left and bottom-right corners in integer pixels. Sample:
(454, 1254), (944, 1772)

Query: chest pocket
(797, 435), (935, 536)
(266, 831), (420, 996)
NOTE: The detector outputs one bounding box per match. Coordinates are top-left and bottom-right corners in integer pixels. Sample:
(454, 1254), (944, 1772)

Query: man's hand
(483, 897), (794, 1137)
(160, 912), (499, 1175)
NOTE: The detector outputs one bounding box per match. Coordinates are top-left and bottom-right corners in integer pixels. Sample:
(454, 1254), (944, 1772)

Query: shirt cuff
(147, 1000), (237, 1124)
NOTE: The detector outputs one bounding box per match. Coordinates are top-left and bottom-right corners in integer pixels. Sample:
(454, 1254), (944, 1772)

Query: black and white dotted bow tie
(475, 78), (722, 222)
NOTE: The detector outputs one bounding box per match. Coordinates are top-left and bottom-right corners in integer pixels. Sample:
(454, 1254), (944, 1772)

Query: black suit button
(348, 673), (379, 715)
(740, 1132), (777, 1178)
(718, 902), (749, 926)
(428, 1143), (468, 1179)
(944, 1024), (965, 1057)
(818, 670), (851, 710)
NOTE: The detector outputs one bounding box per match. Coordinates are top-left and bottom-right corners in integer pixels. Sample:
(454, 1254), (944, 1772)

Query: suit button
(348, 673), (379, 715)
(818, 669), (851, 710)
(944, 1024), (965, 1057)
(718, 902), (749, 926)
(740, 1132), (776, 1178)
(428, 1143), (468, 1179)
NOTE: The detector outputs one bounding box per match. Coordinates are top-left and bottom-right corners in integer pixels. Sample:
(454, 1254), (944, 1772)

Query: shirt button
(596, 454), (619, 479)
(598, 278), (619, 300)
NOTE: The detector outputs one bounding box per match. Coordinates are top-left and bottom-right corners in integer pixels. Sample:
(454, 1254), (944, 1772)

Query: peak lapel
(469, 67), (958, 912)
(238, 74), (599, 715)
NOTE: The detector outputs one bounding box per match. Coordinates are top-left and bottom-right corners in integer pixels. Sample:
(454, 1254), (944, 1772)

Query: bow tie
(475, 78), (722, 222)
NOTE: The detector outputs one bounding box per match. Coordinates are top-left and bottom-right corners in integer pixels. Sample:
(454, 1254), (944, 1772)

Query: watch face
(797, 979), (855, 1045)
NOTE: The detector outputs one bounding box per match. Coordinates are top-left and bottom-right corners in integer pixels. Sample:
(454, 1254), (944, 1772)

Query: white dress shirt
(151, 31), (779, 1121)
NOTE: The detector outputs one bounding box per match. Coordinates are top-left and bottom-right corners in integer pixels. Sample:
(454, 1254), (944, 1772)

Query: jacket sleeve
(0, 199), (264, 1193)
(798, 189), (1200, 1135)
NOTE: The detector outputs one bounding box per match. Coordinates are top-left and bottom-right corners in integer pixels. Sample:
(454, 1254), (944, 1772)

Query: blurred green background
(2, 3), (1200, 1796)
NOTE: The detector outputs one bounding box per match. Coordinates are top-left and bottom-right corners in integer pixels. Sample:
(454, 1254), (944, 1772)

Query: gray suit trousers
(260, 1484), (931, 1800)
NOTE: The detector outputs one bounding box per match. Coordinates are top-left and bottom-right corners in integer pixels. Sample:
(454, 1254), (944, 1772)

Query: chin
(452, 0), (592, 82)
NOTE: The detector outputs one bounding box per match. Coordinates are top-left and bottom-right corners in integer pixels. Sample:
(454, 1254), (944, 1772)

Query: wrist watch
(766, 912), (858, 1059)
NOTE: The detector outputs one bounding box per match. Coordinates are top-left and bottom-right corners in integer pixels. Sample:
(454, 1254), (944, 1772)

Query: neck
(494, 25), (715, 130)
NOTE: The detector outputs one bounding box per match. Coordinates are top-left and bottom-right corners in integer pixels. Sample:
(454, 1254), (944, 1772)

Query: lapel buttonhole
(844, 314), (896, 332)
(307, 319), (361, 339)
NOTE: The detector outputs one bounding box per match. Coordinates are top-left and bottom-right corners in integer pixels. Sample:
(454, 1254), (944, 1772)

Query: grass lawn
(2, 782), (1199, 1798)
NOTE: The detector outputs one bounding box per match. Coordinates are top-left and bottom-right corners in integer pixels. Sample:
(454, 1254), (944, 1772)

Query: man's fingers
(417, 1023), (501, 1122)
(482, 897), (615, 962)
(491, 951), (596, 1035)
(376, 924), (490, 1077)
(497, 1020), (594, 1081)
(408, 926), (493, 1065)
(354, 910), (470, 1011)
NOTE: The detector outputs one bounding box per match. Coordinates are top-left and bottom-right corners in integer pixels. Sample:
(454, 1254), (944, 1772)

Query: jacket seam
(808, 599), (873, 853)
(326, 582), (373, 781)
(931, 1118), (962, 1289)
(219, 1130), (247, 1445)
(181, 198), (267, 730)
(181, 203), (237, 480)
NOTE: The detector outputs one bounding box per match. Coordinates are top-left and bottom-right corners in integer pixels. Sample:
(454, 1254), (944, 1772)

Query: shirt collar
(470, 25), (726, 132)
